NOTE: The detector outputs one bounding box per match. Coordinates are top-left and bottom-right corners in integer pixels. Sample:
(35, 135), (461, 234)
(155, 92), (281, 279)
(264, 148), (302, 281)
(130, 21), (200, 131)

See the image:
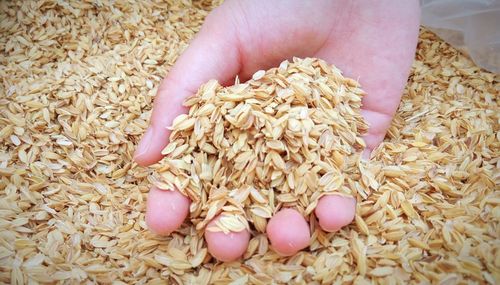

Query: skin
(135, 0), (420, 261)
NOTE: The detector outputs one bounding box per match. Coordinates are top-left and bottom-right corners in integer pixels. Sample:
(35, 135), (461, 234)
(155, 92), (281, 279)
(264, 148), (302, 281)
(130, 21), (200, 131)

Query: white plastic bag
(421, 0), (500, 73)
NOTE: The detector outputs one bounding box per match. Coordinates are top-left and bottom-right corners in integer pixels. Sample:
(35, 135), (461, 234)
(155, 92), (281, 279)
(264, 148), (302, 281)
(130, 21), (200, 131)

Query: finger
(315, 194), (356, 232)
(134, 8), (242, 166)
(145, 187), (191, 235)
(360, 109), (394, 159)
(266, 208), (310, 256)
(204, 215), (250, 262)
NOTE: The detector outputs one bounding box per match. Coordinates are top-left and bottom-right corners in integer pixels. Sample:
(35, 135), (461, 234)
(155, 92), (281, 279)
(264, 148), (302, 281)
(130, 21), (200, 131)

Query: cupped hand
(137, 0), (420, 261)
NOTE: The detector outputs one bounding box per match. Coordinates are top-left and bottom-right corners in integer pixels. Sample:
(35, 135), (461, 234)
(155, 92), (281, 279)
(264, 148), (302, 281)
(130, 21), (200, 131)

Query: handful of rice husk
(150, 58), (376, 233)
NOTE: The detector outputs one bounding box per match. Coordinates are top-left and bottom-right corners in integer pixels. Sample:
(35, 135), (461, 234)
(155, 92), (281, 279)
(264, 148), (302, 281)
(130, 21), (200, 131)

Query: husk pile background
(0, 1), (498, 284)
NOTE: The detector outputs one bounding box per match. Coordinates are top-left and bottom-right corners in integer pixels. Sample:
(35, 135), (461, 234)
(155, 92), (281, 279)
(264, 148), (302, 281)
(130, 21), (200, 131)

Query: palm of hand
(138, 0), (419, 261)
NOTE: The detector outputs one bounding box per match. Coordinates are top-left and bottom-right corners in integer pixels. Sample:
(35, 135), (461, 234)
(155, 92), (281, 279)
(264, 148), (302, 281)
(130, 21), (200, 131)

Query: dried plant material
(151, 58), (369, 232)
(0, 0), (498, 284)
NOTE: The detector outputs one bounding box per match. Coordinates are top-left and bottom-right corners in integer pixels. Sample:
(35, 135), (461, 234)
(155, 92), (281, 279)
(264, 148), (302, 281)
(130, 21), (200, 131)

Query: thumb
(134, 10), (241, 166)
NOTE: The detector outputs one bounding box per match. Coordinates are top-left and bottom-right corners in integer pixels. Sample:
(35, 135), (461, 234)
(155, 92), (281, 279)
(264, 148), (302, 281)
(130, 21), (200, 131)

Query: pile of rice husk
(152, 57), (369, 234)
(0, 1), (498, 284)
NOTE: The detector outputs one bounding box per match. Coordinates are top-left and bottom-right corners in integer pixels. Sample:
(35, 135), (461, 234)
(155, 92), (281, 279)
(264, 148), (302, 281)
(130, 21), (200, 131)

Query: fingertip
(315, 194), (356, 232)
(134, 126), (170, 167)
(205, 216), (250, 262)
(266, 208), (310, 256)
(360, 109), (392, 154)
(146, 187), (191, 235)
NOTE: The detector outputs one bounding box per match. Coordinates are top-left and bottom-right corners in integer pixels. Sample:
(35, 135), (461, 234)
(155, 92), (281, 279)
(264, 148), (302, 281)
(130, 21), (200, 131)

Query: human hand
(136, 0), (420, 261)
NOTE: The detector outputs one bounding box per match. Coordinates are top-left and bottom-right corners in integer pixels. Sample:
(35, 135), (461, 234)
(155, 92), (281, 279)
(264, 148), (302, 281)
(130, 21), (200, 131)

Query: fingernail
(134, 127), (154, 160)
(361, 148), (371, 161)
